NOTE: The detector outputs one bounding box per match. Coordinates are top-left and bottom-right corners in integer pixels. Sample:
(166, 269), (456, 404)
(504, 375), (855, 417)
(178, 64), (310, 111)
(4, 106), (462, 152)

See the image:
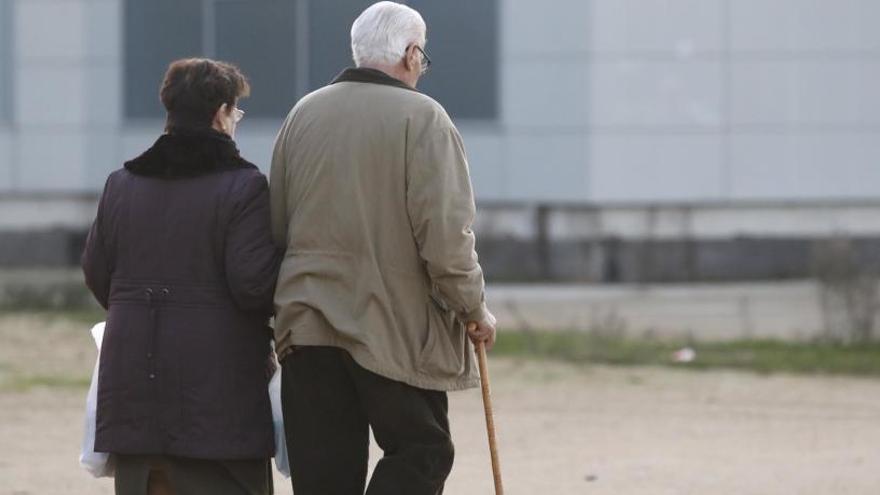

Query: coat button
(149, 373), (156, 379)
(161, 288), (170, 296)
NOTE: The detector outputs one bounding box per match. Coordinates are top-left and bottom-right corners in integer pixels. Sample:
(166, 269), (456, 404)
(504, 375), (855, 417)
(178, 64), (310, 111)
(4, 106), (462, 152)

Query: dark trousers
(281, 346), (454, 495)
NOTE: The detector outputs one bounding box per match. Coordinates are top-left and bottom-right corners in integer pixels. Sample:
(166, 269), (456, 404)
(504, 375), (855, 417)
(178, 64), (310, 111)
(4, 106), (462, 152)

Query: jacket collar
(124, 127), (257, 179)
(330, 67), (420, 93)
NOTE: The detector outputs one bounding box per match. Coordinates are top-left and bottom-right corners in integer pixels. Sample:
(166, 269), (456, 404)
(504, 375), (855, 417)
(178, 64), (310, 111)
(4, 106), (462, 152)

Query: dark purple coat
(82, 128), (281, 459)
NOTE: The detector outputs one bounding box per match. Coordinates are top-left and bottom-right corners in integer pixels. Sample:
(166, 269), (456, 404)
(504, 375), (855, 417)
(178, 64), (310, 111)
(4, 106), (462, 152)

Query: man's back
(270, 68), (486, 391)
(274, 79), (429, 264)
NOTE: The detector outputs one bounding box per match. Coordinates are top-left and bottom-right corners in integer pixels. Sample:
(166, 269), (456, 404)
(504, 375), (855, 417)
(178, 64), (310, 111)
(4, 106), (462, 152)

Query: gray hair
(351, 1), (426, 67)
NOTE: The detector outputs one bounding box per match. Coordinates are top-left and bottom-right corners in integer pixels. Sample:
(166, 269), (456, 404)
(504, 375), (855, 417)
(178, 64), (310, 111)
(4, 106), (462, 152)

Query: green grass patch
(0, 282), (96, 312)
(0, 373), (92, 392)
(494, 331), (880, 376)
(0, 308), (107, 326)
(47, 308), (107, 326)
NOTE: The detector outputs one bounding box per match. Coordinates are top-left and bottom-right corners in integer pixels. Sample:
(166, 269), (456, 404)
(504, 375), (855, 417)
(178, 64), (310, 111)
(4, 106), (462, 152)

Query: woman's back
(82, 128), (280, 459)
(101, 130), (267, 289)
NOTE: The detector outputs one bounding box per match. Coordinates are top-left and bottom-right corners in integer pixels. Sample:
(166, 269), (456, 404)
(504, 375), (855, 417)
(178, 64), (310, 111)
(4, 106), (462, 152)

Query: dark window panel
(407, 0), (499, 120)
(215, 0), (298, 118)
(124, 0), (203, 119)
(307, 0), (375, 90)
(123, 0), (496, 121)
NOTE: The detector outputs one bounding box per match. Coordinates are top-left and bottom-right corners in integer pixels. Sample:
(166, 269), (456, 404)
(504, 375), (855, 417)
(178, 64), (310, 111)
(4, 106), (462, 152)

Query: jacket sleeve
(225, 173), (283, 314)
(406, 118), (489, 323)
(81, 179), (113, 310)
(269, 120), (291, 249)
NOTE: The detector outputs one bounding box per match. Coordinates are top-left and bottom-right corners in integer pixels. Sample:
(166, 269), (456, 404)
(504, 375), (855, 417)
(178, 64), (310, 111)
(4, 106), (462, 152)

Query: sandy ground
(2, 314), (880, 494)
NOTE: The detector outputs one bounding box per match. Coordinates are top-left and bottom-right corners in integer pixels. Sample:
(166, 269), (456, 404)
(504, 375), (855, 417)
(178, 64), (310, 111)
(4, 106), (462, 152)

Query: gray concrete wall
(3, 0), (880, 280)
(2, 0), (880, 204)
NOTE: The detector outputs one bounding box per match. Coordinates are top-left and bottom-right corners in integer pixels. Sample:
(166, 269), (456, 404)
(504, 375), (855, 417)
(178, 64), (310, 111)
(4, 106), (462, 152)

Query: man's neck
(359, 64), (415, 88)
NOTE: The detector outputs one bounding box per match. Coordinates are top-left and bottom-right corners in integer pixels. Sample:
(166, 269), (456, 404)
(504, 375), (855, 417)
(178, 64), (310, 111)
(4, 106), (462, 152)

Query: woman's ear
(212, 103), (230, 134)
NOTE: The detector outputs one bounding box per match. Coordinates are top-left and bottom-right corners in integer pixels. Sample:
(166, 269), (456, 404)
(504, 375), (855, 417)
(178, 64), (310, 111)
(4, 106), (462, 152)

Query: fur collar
(331, 67), (419, 93)
(124, 127), (257, 179)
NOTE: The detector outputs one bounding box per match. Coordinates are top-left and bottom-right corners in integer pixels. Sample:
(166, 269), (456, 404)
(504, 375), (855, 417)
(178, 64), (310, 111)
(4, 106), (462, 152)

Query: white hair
(350, 1), (426, 67)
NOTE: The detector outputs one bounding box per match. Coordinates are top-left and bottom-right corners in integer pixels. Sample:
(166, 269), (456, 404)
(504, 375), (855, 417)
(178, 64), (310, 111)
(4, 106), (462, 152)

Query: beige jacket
(269, 68), (488, 391)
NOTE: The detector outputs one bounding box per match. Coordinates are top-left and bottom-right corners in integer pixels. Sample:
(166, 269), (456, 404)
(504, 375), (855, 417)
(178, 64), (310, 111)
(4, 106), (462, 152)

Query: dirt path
(2, 315), (880, 494)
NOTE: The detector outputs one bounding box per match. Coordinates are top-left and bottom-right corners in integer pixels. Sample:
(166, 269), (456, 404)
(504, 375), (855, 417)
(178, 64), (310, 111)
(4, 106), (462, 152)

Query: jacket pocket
(418, 298), (466, 377)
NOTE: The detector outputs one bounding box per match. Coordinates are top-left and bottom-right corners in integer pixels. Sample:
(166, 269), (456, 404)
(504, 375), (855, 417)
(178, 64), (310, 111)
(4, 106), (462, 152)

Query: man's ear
(403, 44), (417, 72)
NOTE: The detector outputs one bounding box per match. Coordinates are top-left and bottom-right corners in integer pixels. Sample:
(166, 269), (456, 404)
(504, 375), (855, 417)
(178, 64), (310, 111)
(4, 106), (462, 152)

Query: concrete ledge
(0, 271), (835, 342)
(488, 281), (824, 341)
(0, 230), (87, 267)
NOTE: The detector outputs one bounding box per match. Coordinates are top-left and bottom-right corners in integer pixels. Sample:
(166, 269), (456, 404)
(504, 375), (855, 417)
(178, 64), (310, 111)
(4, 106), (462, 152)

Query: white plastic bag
(269, 344), (291, 478)
(80, 322), (115, 477)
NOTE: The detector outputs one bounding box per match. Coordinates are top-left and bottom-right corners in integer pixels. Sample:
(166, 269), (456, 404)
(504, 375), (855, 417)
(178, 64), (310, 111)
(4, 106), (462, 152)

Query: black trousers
(281, 346), (454, 495)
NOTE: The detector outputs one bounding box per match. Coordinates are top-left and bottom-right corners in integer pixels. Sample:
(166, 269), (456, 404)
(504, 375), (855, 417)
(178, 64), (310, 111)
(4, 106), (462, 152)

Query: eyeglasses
(232, 107), (245, 123)
(414, 45), (432, 75)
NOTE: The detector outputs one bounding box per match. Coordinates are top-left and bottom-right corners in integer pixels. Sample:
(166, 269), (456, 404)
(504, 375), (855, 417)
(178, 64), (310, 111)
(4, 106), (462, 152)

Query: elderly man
(270, 1), (495, 494)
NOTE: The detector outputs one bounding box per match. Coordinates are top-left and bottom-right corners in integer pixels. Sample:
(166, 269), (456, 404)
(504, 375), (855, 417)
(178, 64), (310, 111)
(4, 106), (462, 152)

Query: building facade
(2, 0), (880, 281)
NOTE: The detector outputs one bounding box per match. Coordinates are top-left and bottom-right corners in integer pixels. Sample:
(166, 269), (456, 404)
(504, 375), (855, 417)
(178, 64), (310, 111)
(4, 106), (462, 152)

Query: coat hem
(288, 333), (480, 392)
(94, 443), (274, 461)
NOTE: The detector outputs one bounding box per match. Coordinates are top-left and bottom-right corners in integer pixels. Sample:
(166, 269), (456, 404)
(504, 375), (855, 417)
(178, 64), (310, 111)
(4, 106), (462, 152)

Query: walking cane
(469, 322), (504, 495)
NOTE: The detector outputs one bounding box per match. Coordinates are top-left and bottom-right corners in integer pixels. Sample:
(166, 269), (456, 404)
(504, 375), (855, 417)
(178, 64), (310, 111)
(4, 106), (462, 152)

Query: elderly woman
(82, 58), (280, 495)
